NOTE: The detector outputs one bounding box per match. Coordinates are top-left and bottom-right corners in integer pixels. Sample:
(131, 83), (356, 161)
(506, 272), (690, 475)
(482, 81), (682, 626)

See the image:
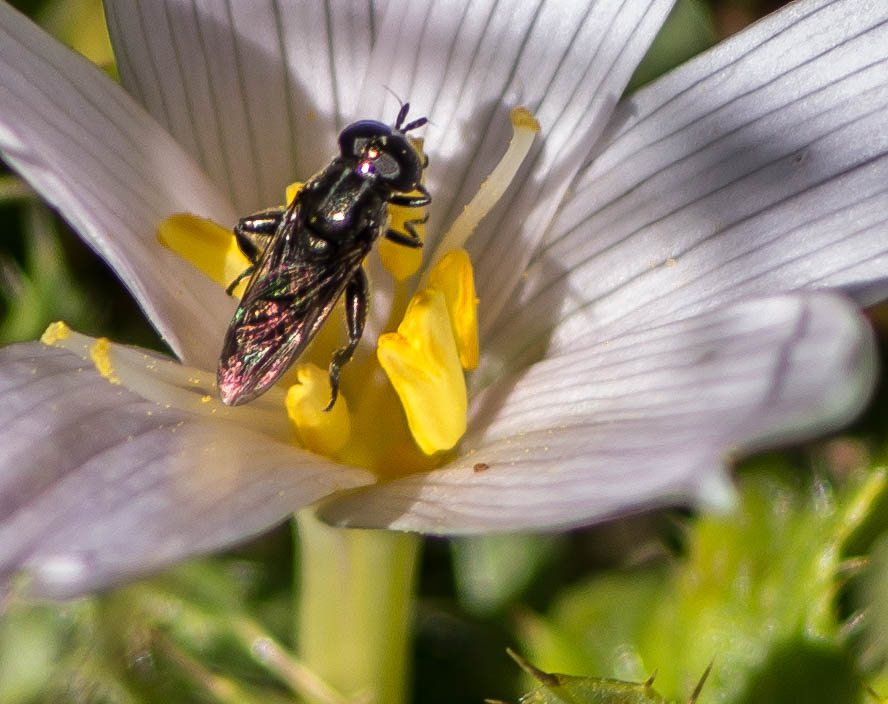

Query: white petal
(0, 343), (373, 598)
(318, 293), (875, 532)
(104, 0), (381, 211)
(486, 0), (888, 369)
(0, 4), (237, 369)
(361, 0), (674, 312)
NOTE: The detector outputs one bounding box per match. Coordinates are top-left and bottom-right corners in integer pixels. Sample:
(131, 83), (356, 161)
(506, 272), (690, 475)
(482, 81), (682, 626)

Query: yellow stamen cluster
(146, 108), (537, 470)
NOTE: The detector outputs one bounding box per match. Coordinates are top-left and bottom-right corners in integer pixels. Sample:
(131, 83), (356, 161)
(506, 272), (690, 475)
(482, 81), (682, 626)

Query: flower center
(44, 108), (539, 479)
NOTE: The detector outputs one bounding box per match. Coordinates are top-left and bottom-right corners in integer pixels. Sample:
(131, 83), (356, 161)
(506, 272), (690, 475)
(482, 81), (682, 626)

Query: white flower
(0, 0), (885, 597)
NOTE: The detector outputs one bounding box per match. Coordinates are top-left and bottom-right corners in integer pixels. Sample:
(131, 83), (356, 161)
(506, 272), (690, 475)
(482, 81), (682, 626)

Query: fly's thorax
(299, 157), (390, 245)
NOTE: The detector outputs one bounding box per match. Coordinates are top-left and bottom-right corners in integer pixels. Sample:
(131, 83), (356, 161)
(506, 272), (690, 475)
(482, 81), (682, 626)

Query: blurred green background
(1, 1), (887, 703)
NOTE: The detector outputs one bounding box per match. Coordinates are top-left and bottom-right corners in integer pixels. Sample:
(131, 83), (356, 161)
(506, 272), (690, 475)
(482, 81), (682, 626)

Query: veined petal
(0, 343), (374, 598)
(351, 0), (674, 342)
(104, 0), (380, 211)
(318, 293), (876, 532)
(361, 0), (675, 322)
(485, 0), (888, 373)
(0, 4), (236, 369)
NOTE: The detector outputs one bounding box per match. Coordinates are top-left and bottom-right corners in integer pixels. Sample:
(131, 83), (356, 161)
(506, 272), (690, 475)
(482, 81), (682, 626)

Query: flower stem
(295, 509), (421, 704)
(0, 174), (32, 201)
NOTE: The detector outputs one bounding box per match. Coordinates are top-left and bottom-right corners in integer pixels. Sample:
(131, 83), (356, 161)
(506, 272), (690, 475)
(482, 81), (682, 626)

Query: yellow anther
(157, 214), (251, 297)
(40, 320), (71, 345)
(285, 181), (304, 205)
(286, 364), (351, 457)
(89, 337), (120, 384)
(509, 106), (541, 132)
(377, 288), (466, 455)
(426, 249), (479, 369)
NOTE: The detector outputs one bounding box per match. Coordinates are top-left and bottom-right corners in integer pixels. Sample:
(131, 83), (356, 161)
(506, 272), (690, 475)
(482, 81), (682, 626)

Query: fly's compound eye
(339, 120), (424, 193)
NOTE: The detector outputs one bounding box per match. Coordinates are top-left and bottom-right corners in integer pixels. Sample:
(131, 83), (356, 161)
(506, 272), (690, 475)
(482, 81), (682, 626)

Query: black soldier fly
(217, 104), (430, 409)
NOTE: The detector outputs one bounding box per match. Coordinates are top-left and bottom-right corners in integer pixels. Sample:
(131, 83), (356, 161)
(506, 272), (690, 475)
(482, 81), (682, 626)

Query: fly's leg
(385, 185), (430, 249)
(384, 214), (427, 248)
(325, 268), (368, 411)
(226, 207), (285, 295)
(388, 183), (430, 208)
(235, 207), (285, 261)
(225, 267), (254, 296)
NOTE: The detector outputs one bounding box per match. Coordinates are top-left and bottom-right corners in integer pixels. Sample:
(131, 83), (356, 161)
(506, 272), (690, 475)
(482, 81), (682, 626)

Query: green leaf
(627, 0), (717, 92)
(498, 650), (711, 704)
(519, 458), (886, 703)
(0, 202), (91, 344)
(855, 534), (888, 684)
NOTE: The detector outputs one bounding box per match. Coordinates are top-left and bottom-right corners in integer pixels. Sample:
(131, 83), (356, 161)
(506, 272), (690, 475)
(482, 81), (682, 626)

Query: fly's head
(338, 104), (427, 196)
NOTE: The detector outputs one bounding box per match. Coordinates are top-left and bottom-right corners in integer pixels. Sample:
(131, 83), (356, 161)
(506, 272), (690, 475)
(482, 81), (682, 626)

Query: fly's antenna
(382, 85), (409, 128)
(401, 114), (427, 133)
(394, 102), (411, 130)
(382, 87), (427, 133)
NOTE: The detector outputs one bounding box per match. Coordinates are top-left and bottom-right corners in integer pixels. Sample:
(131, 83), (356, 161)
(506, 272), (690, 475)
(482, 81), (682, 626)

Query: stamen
(425, 107), (539, 276)
(157, 214), (251, 297)
(157, 183), (303, 296)
(89, 337), (120, 384)
(148, 101), (530, 466)
(377, 289), (466, 455)
(286, 364), (351, 456)
(285, 182), (304, 205)
(426, 249), (479, 370)
(41, 321), (290, 441)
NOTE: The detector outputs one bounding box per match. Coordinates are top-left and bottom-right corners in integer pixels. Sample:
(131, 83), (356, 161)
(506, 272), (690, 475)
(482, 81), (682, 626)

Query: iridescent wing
(217, 205), (371, 405)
